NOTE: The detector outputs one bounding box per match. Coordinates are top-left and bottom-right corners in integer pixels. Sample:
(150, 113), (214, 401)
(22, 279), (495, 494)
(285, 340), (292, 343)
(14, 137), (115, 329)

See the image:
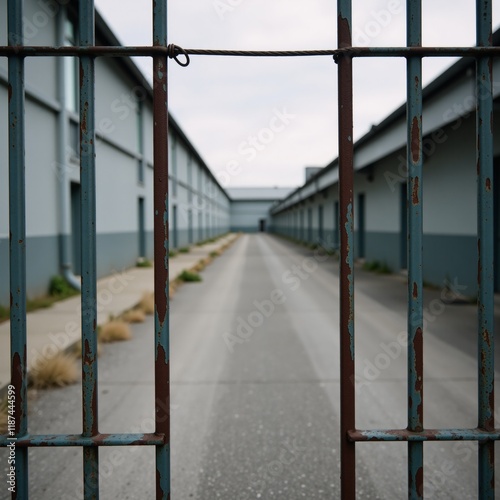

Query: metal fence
(0, 0), (499, 498)
(337, 1), (497, 498)
(0, 0), (170, 498)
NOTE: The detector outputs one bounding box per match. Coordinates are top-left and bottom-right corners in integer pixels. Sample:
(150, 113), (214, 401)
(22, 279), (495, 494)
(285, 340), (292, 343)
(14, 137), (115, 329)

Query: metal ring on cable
(167, 44), (190, 67)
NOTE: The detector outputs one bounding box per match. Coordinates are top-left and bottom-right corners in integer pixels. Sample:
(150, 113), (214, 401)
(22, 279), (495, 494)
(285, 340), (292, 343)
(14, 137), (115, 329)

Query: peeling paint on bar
(153, 0), (171, 498)
(348, 428), (500, 442)
(78, 2), (100, 499)
(337, 1), (356, 499)
(406, 1), (424, 498)
(477, 0), (495, 497)
(0, 433), (166, 447)
(7, 0), (29, 497)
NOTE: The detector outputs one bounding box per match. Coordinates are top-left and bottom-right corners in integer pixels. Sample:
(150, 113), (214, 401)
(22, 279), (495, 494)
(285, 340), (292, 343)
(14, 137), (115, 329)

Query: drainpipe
(56, 8), (80, 291)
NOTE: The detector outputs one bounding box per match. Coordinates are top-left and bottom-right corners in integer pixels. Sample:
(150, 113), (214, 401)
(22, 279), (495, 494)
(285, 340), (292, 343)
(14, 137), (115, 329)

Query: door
(138, 197), (146, 258)
(70, 182), (81, 275)
(357, 193), (365, 259)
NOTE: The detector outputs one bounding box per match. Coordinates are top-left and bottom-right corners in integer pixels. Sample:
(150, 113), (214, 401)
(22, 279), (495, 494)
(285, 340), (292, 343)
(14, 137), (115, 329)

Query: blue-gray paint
(0, 231), (157, 306)
(0, 235), (59, 305)
(365, 231), (476, 294)
(271, 228), (478, 295)
(423, 234), (476, 296)
(364, 231), (401, 271)
(230, 225), (262, 233)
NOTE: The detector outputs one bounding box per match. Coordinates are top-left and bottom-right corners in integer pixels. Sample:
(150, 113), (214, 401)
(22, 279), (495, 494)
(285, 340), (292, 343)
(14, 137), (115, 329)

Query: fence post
(337, 1), (355, 498)
(8, 0), (28, 494)
(153, 0), (171, 498)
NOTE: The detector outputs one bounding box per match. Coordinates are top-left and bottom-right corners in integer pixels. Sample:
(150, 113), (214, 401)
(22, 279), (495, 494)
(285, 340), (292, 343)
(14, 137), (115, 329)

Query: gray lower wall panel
(2, 229), (477, 307)
(0, 231), (153, 307)
(230, 226), (261, 233)
(169, 226), (229, 249)
(272, 228), (478, 295)
(364, 231), (401, 272)
(366, 232), (477, 295)
(423, 234), (477, 297)
(96, 232), (149, 280)
(0, 235), (60, 305)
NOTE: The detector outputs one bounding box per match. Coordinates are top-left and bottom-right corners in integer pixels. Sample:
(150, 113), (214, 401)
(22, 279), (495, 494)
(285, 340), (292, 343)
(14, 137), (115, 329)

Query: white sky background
(94, 0), (500, 188)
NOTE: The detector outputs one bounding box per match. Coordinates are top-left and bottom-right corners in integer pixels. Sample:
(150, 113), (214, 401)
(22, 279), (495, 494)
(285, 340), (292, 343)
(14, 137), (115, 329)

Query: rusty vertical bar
(79, 1), (99, 498)
(406, 1), (424, 498)
(476, 1), (495, 498)
(337, 0), (355, 498)
(8, 0), (29, 497)
(153, 0), (170, 498)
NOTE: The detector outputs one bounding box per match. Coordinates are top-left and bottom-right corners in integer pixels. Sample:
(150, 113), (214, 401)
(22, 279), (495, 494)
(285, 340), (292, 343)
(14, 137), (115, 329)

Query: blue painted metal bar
(7, 0), (29, 498)
(153, 0), (171, 498)
(406, 1), (424, 498)
(476, 1), (495, 498)
(78, 2), (99, 498)
(349, 429), (500, 442)
(0, 434), (165, 447)
(337, 0), (355, 498)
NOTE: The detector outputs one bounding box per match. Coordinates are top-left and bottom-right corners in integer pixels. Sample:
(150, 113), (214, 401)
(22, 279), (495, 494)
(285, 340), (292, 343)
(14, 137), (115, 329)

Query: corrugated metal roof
(227, 187), (296, 201)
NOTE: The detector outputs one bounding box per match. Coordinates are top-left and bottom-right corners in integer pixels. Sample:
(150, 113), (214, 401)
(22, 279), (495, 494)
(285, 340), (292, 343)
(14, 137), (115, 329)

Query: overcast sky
(94, 1), (500, 188)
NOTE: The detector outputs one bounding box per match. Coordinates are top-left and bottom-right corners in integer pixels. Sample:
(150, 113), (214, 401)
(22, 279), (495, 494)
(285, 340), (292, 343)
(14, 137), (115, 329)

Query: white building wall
(0, 0), (230, 305)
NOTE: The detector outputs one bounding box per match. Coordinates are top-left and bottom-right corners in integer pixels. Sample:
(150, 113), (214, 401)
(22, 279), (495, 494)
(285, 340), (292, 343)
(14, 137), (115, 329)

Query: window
(137, 103), (144, 183)
(64, 18), (78, 114)
(172, 136), (178, 196)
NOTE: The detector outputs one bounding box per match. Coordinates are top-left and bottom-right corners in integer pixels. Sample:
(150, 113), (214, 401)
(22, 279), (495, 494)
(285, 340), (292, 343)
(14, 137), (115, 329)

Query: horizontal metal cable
(1, 44), (500, 66)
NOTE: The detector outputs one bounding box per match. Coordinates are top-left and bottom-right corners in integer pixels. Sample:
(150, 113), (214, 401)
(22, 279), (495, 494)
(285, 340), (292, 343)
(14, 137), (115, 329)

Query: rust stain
(412, 177), (420, 205)
(486, 178), (491, 191)
(416, 467), (424, 497)
(414, 326), (424, 427)
(337, 14), (352, 49)
(413, 282), (418, 299)
(155, 346), (170, 439)
(11, 350), (26, 432)
(411, 117), (421, 164)
(81, 103), (88, 134)
(483, 329), (491, 348)
(84, 338), (91, 365)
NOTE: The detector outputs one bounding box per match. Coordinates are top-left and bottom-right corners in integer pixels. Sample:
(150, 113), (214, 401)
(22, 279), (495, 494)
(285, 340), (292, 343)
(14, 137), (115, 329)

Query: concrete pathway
(0, 233), (239, 390)
(5, 233), (499, 499)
